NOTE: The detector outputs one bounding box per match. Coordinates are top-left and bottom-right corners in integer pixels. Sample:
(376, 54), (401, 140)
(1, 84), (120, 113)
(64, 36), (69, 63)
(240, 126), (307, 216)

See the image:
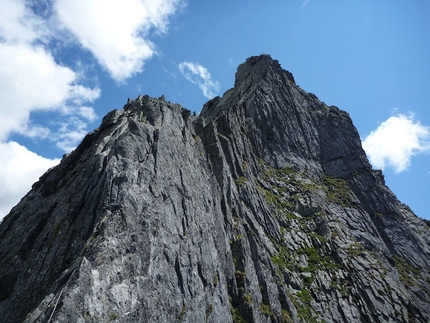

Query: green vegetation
(213, 273), (219, 287)
(296, 289), (312, 304)
(330, 280), (349, 297)
(177, 306), (186, 322)
(231, 308), (246, 323)
(288, 290), (317, 323)
(258, 184), (292, 211)
(206, 303), (214, 321)
(235, 176), (248, 187)
(297, 247), (342, 275)
(310, 232), (328, 244)
(235, 270), (246, 289)
(242, 160), (248, 172)
(347, 242), (363, 257)
(243, 293), (253, 305)
(270, 244), (293, 273)
(229, 297), (246, 323)
(257, 161), (355, 228)
(281, 309), (294, 323)
(255, 160), (356, 323)
(235, 234), (244, 241)
(297, 303), (315, 322)
(260, 303), (274, 318)
(299, 247), (319, 264)
(394, 256), (420, 287)
(322, 174), (351, 206)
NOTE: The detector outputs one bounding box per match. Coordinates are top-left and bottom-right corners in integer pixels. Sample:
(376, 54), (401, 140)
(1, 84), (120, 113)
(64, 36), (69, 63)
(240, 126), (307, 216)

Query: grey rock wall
(0, 55), (429, 323)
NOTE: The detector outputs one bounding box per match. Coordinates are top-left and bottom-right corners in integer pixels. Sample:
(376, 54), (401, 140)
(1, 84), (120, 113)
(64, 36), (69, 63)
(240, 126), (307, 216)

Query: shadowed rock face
(1, 55), (429, 323)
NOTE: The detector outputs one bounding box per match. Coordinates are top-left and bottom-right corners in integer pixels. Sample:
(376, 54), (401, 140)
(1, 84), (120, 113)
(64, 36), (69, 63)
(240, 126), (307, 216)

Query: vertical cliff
(1, 55), (429, 323)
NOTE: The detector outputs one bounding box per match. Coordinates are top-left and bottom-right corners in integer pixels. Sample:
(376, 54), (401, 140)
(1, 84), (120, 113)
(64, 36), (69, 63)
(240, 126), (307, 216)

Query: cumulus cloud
(0, 0), (101, 217)
(362, 114), (430, 173)
(0, 43), (100, 141)
(0, 0), (48, 44)
(54, 0), (185, 82)
(178, 61), (220, 98)
(0, 0), (185, 218)
(0, 142), (61, 220)
(0, 0), (101, 147)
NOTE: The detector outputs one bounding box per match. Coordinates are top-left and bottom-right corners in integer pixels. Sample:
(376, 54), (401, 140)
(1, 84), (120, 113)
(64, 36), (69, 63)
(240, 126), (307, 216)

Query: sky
(0, 0), (429, 221)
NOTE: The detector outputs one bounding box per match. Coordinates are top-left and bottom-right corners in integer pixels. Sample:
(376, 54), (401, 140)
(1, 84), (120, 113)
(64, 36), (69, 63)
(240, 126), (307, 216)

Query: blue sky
(0, 0), (429, 221)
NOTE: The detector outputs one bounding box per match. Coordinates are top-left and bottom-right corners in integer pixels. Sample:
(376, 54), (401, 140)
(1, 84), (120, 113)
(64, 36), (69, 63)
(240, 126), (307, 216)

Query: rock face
(1, 54), (430, 323)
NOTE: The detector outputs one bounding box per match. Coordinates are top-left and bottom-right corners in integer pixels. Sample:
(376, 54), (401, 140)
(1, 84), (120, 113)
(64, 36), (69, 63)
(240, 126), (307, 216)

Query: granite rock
(1, 55), (429, 323)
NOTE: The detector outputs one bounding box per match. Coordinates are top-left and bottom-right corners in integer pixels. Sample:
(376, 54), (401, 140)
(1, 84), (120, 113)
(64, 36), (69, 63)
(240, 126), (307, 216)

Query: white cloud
(0, 141), (60, 220)
(0, 0), (101, 147)
(178, 61), (220, 98)
(76, 106), (98, 122)
(0, 43), (100, 141)
(0, 0), (101, 217)
(0, 0), (48, 44)
(0, 0), (185, 218)
(54, 0), (185, 82)
(362, 114), (430, 173)
(19, 123), (51, 140)
(53, 117), (91, 152)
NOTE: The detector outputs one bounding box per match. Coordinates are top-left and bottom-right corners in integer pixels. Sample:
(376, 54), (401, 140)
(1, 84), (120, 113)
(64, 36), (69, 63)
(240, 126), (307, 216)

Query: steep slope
(1, 55), (429, 323)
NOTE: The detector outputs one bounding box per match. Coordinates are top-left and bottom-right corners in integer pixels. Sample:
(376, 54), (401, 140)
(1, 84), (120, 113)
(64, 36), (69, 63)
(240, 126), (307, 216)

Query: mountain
(1, 54), (429, 323)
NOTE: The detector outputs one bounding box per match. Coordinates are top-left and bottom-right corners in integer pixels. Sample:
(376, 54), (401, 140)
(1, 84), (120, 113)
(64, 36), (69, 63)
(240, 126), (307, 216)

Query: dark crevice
(197, 262), (208, 287)
(175, 257), (185, 295)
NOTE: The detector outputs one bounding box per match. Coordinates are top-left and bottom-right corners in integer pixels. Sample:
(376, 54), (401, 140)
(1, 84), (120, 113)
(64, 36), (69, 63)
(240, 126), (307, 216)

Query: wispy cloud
(54, 0), (186, 82)
(362, 114), (430, 173)
(300, 0), (310, 11)
(53, 117), (92, 152)
(178, 61), (220, 98)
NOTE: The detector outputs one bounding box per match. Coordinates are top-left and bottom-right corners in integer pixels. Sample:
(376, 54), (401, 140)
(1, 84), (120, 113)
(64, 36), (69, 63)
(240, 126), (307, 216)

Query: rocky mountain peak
(234, 54), (296, 88)
(0, 56), (429, 323)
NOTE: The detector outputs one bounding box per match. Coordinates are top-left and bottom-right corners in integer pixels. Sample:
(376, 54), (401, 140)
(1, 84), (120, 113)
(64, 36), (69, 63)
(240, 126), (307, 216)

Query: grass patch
(260, 303), (274, 317)
(177, 306), (186, 322)
(243, 293), (253, 305)
(394, 256), (420, 287)
(235, 176), (248, 187)
(322, 174), (351, 206)
(289, 289), (317, 323)
(206, 303), (213, 321)
(347, 242), (363, 257)
(213, 273), (219, 287)
(296, 289), (312, 304)
(229, 297), (246, 323)
(282, 309), (294, 323)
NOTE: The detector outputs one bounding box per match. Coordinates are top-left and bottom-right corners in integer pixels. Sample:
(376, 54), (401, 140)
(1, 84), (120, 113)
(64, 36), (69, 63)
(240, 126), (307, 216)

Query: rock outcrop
(1, 55), (429, 323)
